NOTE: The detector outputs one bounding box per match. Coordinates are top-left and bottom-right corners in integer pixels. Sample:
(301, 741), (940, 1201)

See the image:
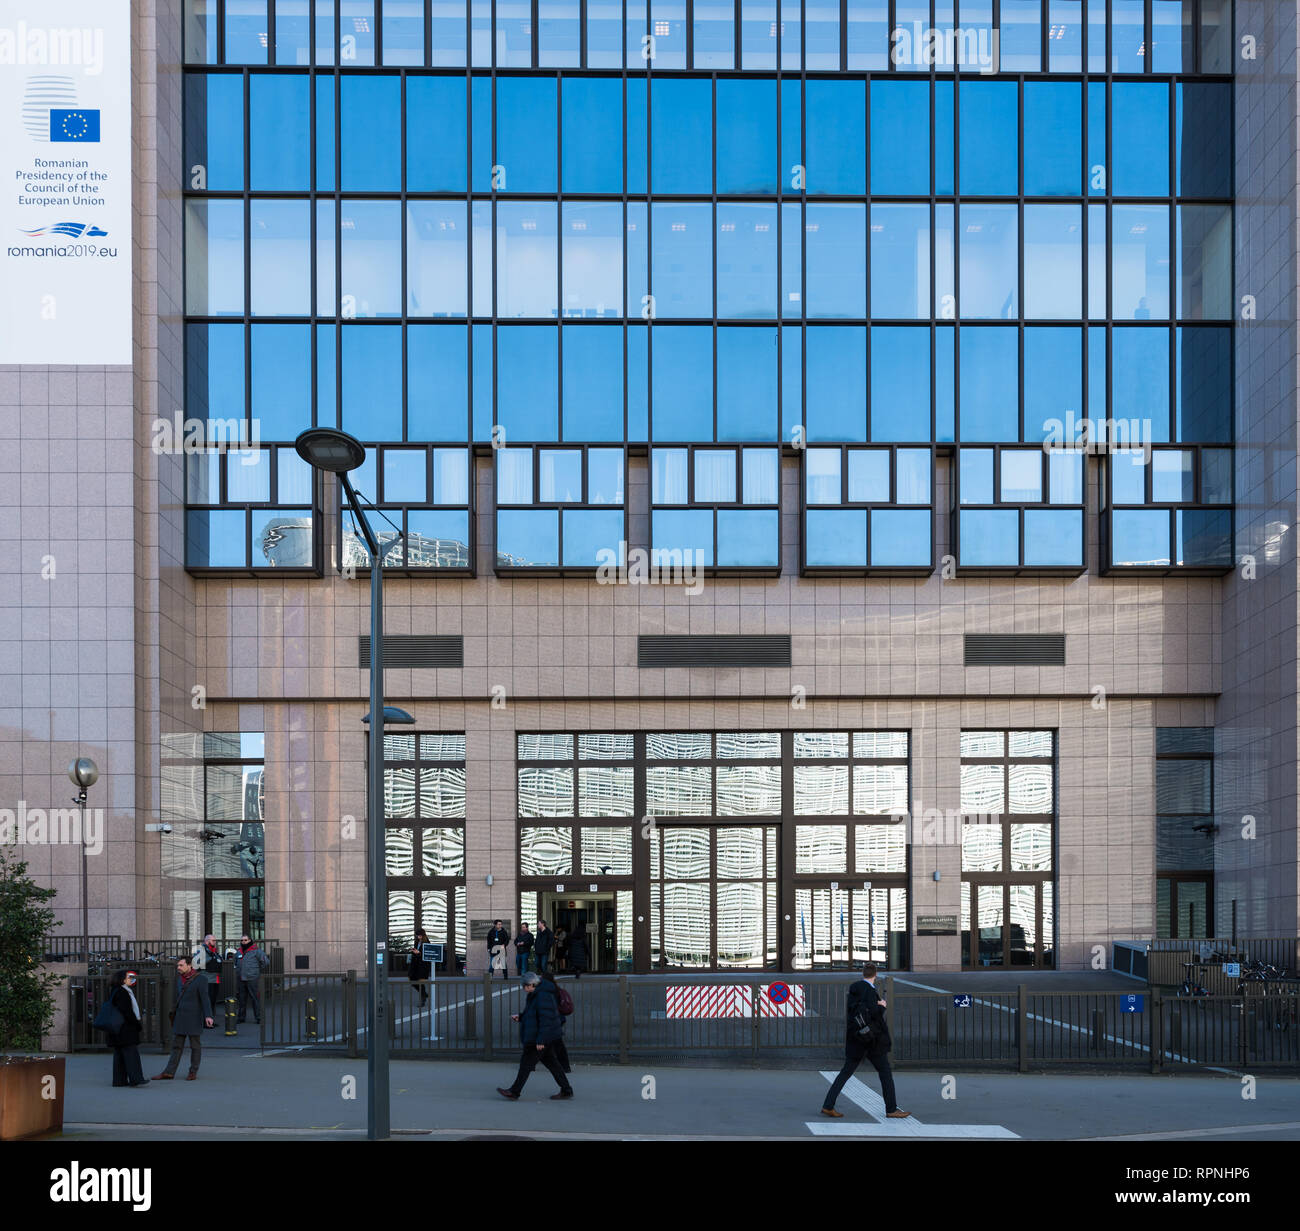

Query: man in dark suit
(821, 963), (910, 1119)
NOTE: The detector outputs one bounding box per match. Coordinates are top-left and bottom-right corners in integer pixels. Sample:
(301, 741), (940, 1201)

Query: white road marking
(319, 983), (517, 1044)
(808, 1073), (1020, 1138)
(890, 975), (1196, 1065)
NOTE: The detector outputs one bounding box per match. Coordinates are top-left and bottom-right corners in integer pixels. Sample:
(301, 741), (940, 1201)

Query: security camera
(145, 823), (172, 834)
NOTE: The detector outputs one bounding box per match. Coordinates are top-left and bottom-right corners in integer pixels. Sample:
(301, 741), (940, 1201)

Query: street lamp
(67, 757), (99, 965)
(295, 426), (397, 1142)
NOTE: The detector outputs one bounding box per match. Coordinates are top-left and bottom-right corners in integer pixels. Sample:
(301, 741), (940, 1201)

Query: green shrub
(0, 849), (60, 1052)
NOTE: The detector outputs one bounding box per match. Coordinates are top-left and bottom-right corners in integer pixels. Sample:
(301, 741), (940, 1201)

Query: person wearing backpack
(539, 970), (573, 1074)
(820, 963), (909, 1119)
(497, 973), (574, 1100)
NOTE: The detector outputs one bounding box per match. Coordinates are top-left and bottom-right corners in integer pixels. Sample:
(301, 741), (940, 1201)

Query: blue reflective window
(628, 326), (649, 440)
(497, 77), (557, 193)
(498, 328), (559, 441)
(1048, 451), (1084, 504)
(1024, 328), (1082, 441)
(1111, 0), (1146, 70)
(653, 509), (713, 566)
(743, 449), (779, 503)
(1152, 450), (1195, 503)
(806, 80), (867, 196)
(694, 0), (735, 66)
(586, 0), (623, 66)
(959, 205), (1018, 320)
(806, 450), (841, 504)
(805, 0), (841, 68)
(870, 327), (930, 441)
(651, 0), (689, 67)
(652, 448), (688, 503)
(871, 205), (930, 320)
(498, 0), (533, 64)
(717, 205), (777, 319)
(382, 0), (425, 64)
(959, 329), (1018, 441)
(473, 324), (493, 440)
(806, 328), (867, 442)
(227, 452), (270, 503)
(315, 75), (335, 190)
(780, 79), (800, 192)
(425, 0), (464, 63)
(781, 324), (801, 442)
(278, 449), (313, 505)
(317, 324), (337, 424)
(540, 0), (581, 66)
(250, 325), (311, 440)
(563, 326), (624, 441)
(848, 0), (889, 69)
(780, 0), (802, 68)
(186, 0), (220, 63)
(497, 448), (533, 503)
(1176, 509), (1231, 567)
(340, 201), (401, 317)
(896, 450), (931, 503)
(1112, 509), (1170, 566)
(960, 449), (994, 504)
(1024, 206), (1082, 320)
(934, 81), (953, 196)
(959, 83), (1018, 196)
(652, 328), (713, 439)
(250, 200), (311, 316)
(562, 79), (623, 193)
(935, 328), (955, 442)
(848, 450), (889, 502)
(432, 449), (470, 504)
(717, 80), (777, 194)
(315, 0), (337, 65)
(960, 509), (1019, 566)
(187, 74), (244, 191)
(1112, 328), (1171, 442)
(188, 510), (248, 567)
(1087, 82), (1106, 198)
(407, 202), (467, 317)
(471, 76), (491, 192)
(497, 204), (558, 318)
(626, 77), (647, 194)
(249, 75), (309, 190)
(717, 509), (778, 566)
(651, 79), (712, 193)
(408, 326), (469, 441)
(1024, 510), (1082, 566)
(1111, 451), (1147, 504)
(696, 450), (737, 502)
(1152, 1), (1189, 72)
(1024, 84), (1080, 197)
(1175, 328), (1231, 443)
(315, 200), (335, 315)
(1177, 84), (1232, 200)
(1001, 451), (1042, 503)
(186, 201), (244, 316)
(341, 326), (402, 440)
(225, 0), (269, 63)
(806, 206), (866, 318)
(407, 76), (467, 191)
(540, 449), (583, 502)
(384, 449), (428, 502)
(1112, 84), (1170, 197)
(408, 511), (471, 559)
(341, 76), (400, 190)
(741, 0), (777, 69)
(652, 204), (713, 318)
(564, 509), (624, 565)
(1001, 0), (1042, 70)
(717, 328), (778, 441)
(807, 510), (867, 566)
(1177, 206), (1232, 321)
(252, 508), (312, 566)
(1051, 0), (1084, 69)
(1113, 206), (1171, 321)
(871, 510), (930, 567)
(589, 449), (625, 504)
(499, 510), (560, 567)
(563, 202), (623, 318)
(340, 0), (377, 62)
(782, 202), (801, 319)
(626, 202), (648, 317)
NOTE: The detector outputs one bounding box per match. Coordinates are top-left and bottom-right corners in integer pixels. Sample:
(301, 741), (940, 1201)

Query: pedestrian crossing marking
(807, 1073), (1019, 1138)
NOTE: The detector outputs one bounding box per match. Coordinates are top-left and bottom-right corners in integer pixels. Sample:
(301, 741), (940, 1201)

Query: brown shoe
(497, 1088), (519, 1100)
(185, 1073), (198, 1081)
(820, 1107), (844, 1118)
(885, 1109), (911, 1118)
(154, 1073), (173, 1080)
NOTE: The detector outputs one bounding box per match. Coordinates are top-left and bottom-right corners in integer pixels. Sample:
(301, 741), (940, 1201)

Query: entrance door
(206, 883), (265, 943)
(962, 881), (1054, 968)
(793, 885), (909, 969)
(547, 894), (616, 972)
(1157, 875), (1212, 938)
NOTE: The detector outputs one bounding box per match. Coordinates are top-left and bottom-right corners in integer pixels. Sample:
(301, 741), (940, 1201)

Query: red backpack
(554, 985), (574, 1017)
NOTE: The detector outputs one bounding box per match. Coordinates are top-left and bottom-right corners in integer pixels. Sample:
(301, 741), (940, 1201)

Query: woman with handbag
(408, 928), (432, 1005)
(108, 969), (149, 1088)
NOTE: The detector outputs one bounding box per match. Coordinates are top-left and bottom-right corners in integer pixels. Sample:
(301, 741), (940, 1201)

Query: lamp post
(67, 757), (99, 965)
(295, 426), (403, 1141)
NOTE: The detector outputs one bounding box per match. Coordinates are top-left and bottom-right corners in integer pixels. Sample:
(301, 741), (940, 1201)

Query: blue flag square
(49, 109), (100, 142)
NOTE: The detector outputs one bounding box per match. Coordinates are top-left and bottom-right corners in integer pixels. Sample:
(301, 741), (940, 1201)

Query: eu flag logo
(49, 109), (100, 142)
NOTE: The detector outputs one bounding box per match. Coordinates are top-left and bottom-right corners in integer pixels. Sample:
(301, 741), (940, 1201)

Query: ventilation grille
(638, 635), (792, 668)
(964, 634), (1065, 666)
(357, 635), (464, 668)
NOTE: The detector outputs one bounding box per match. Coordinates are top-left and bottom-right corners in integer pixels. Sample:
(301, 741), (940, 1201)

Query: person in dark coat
(408, 928), (432, 1005)
(236, 935), (270, 1024)
(533, 920), (554, 974)
(192, 933), (224, 1021)
(497, 973), (573, 1100)
(820, 963), (909, 1119)
(513, 924), (534, 977)
(539, 970), (572, 1074)
(108, 969), (149, 1088)
(486, 919), (510, 979)
(156, 957), (213, 1080)
(566, 923), (588, 978)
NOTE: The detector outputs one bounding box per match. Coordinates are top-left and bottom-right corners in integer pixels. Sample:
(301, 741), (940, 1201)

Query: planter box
(0, 1056), (66, 1140)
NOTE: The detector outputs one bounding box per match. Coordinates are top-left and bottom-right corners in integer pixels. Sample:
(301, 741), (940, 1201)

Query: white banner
(0, 1), (132, 364)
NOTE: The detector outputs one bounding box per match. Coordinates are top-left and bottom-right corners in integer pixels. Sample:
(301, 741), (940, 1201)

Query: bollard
(306, 996), (317, 1041)
(937, 1006), (948, 1047)
(225, 996), (238, 1037)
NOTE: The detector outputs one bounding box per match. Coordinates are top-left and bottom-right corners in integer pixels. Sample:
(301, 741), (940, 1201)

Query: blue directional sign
(1223, 963), (1240, 978)
(953, 994), (972, 1008)
(1120, 994), (1144, 1013)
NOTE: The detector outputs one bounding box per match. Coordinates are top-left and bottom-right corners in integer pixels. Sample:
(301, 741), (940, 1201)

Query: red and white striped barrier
(665, 984), (807, 1018)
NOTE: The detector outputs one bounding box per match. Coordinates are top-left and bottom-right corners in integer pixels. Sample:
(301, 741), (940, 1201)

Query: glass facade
(183, 0), (1234, 578)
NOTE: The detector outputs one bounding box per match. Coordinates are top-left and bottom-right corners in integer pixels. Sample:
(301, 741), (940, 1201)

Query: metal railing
(42, 934), (122, 963)
(252, 974), (1300, 1070)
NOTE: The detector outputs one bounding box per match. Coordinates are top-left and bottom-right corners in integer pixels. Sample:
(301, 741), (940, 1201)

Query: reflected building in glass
(11, 0), (1300, 974)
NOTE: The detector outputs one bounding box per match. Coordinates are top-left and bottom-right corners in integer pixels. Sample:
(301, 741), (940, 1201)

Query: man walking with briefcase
(821, 963), (910, 1119)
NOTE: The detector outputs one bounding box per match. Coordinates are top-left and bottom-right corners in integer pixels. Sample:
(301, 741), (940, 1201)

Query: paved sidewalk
(48, 1052), (1300, 1141)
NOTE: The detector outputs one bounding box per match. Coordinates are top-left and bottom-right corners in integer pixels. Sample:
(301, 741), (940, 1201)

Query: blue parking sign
(1121, 994), (1144, 1013)
(953, 994), (972, 1008)
(1223, 963), (1240, 978)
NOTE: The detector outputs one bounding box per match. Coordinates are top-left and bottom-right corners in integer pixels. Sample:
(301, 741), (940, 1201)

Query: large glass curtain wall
(183, 0), (1232, 577)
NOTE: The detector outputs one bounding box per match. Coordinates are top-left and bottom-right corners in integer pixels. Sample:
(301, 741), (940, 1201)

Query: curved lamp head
(362, 707), (416, 725)
(294, 427), (366, 475)
(68, 757), (99, 790)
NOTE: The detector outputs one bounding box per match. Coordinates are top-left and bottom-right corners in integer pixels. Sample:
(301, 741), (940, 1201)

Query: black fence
(244, 974), (1300, 1070)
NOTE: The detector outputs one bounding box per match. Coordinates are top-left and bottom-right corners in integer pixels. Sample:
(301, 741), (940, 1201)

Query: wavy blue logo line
(19, 222), (108, 238)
